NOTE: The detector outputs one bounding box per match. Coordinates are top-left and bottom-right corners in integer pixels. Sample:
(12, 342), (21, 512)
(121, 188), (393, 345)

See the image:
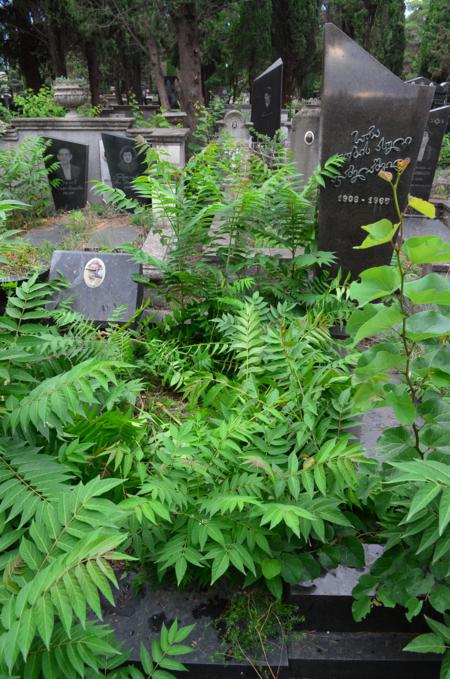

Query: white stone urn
(53, 79), (88, 118)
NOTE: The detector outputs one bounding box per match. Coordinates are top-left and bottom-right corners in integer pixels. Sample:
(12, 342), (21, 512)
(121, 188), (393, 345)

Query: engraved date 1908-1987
(337, 194), (391, 205)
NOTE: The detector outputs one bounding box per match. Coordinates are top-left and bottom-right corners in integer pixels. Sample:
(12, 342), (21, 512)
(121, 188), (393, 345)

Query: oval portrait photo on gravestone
(44, 137), (89, 211)
(83, 257), (106, 289)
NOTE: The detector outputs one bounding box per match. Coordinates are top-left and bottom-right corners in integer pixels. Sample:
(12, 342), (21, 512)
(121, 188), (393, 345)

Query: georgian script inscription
(333, 125), (413, 187)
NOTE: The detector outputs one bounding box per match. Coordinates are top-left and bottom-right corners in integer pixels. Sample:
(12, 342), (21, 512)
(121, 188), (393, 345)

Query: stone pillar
(290, 102), (321, 186)
(217, 110), (252, 146)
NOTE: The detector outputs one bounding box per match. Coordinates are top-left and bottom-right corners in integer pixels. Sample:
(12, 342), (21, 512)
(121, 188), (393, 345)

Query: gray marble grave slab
(44, 137), (89, 211)
(410, 105), (450, 200)
(49, 250), (142, 322)
(318, 24), (434, 279)
(251, 58), (283, 139)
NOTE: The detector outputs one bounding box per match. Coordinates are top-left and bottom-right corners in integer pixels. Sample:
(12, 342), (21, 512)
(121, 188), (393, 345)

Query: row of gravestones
(43, 133), (150, 212)
(48, 24), (449, 322)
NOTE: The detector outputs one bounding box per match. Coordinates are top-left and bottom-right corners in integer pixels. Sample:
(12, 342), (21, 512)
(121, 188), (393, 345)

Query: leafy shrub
(0, 136), (58, 225)
(14, 87), (65, 118)
(346, 162), (450, 667)
(95, 140), (346, 335)
(438, 132), (450, 168)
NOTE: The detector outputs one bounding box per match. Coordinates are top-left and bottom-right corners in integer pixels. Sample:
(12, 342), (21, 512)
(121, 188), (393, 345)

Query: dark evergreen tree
(324, 0), (406, 75)
(233, 0), (272, 89)
(272, 0), (321, 100)
(420, 0), (450, 81)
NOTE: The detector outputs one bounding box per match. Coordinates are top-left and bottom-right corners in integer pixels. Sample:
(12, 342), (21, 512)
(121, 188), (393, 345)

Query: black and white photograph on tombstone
(101, 133), (149, 203)
(251, 58), (283, 139)
(44, 138), (88, 211)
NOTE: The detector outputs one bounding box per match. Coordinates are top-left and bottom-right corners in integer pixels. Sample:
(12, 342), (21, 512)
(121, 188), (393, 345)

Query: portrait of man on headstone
(54, 147), (80, 182)
(251, 58), (283, 140)
(44, 138), (88, 211)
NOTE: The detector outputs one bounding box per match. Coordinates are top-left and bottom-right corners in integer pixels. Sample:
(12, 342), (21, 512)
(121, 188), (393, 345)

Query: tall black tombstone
(44, 138), (88, 211)
(101, 134), (148, 203)
(317, 24), (435, 279)
(410, 105), (450, 201)
(251, 58), (283, 139)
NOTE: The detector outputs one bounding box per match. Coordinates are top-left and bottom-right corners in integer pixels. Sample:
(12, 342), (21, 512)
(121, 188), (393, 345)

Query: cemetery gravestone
(318, 24), (435, 279)
(217, 110), (252, 145)
(49, 250), (142, 322)
(291, 101), (321, 187)
(410, 105), (450, 201)
(101, 133), (148, 203)
(251, 58), (283, 139)
(44, 137), (88, 211)
(164, 76), (179, 109)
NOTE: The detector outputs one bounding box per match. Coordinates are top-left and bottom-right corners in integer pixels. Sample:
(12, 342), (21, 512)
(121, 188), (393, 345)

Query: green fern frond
(0, 445), (72, 527)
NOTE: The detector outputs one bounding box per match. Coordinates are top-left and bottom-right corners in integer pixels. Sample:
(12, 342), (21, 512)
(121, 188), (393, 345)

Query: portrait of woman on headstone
(117, 146), (138, 175)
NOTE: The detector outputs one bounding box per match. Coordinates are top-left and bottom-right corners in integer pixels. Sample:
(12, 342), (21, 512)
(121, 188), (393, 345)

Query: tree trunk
(171, 1), (204, 129)
(85, 41), (101, 106)
(18, 47), (43, 91)
(47, 22), (67, 77)
(147, 35), (170, 109)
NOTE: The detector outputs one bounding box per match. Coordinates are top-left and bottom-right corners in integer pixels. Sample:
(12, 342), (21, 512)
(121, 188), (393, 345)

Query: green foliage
(0, 137), (58, 225)
(420, 0), (450, 81)
(271, 0), (321, 99)
(14, 88), (65, 118)
(233, 0), (273, 85)
(347, 163), (450, 668)
(325, 0), (406, 75)
(95, 141), (347, 333)
(439, 133), (450, 169)
(217, 589), (301, 677)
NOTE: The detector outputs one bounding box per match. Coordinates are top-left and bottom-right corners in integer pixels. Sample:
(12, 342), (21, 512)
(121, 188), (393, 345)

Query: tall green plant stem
(390, 169), (423, 455)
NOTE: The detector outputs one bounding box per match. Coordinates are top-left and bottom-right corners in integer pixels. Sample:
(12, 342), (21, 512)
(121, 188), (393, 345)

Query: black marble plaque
(317, 24), (435, 279)
(49, 250), (142, 322)
(410, 105), (450, 201)
(101, 133), (148, 203)
(164, 76), (179, 109)
(44, 138), (88, 211)
(251, 58), (283, 139)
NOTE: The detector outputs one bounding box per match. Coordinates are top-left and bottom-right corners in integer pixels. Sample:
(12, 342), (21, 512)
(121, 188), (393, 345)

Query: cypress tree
(420, 0), (450, 81)
(325, 0), (406, 75)
(233, 0), (272, 88)
(271, 0), (321, 100)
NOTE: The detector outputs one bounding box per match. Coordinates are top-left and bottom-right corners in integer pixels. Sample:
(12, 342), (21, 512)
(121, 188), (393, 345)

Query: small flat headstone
(410, 105), (450, 200)
(318, 24), (435, 278)
(44, 138), (89, 211)
(49, 250), (142, 322)
(101, 133), (148, 203)
(251, 58), (283, 139)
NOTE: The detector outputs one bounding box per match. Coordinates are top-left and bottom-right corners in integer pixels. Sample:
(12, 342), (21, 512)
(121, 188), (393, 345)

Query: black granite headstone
(410, 105), (450, 201)
(164, 76), (179, 109)
(101, 133), (148, 203)
(44, 138), (88, 211)
(49, 250), (142, 322)
(251, 58), (283, 139)
(318, 24), (435, 279)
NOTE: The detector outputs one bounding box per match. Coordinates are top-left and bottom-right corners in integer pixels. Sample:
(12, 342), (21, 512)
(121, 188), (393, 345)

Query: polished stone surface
(101, 133), (148, 202)
(251, 58), (283, 139)
(410, 105), (450, 200)
(318, 24), (435, 279)
(44, 137), (88, 211)
(49, 250), (142, 322)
